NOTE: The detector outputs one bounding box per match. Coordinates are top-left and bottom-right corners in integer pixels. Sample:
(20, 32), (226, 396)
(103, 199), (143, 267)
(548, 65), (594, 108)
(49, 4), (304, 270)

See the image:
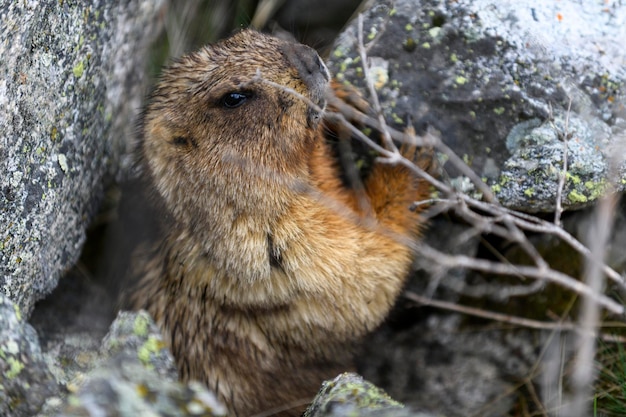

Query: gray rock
(0, 292), (59, 417)
(305, 373), (436, 417)
(360, 314), (535, 417)
(28, 267), (116, 394)
(499, 111), (613, 211)
(327, 0), (626, 213)
(0, 0), (163, 315)
(100, 310), (178, 380)
(56, 310), (227, 417)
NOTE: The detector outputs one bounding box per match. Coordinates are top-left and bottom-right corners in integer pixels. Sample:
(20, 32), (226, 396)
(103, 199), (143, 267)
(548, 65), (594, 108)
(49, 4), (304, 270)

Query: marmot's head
(140, 29), (330, 224)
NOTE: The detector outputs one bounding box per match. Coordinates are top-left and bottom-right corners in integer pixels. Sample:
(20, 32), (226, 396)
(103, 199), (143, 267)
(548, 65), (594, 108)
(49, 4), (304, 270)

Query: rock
(56, 310), (227, 417)
(326, 0), (626, 213)
(28, 267), (116, 395)
(61, 361), (226, 417)
(0, 293), (60, 417)
(359, 314), (534, 417)
(305, 372), (403, 415)
(305, 373), (436, 417)
(0, 0), (163, 315)
(100, 310), (178, 380)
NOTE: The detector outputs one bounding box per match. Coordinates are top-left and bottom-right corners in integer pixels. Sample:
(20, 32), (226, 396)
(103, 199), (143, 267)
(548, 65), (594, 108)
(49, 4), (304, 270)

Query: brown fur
(129, 29), (430, 416)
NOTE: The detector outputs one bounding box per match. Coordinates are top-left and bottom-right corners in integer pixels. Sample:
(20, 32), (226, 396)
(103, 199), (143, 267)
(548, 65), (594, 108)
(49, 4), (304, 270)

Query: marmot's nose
(281, 42), (330, 89)
(280, 41), (330, 127)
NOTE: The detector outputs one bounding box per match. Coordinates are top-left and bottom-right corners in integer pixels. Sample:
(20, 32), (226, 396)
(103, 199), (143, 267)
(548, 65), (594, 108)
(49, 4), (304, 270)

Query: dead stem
(564, 194), (619, 417)
(553, 99), (572, 227)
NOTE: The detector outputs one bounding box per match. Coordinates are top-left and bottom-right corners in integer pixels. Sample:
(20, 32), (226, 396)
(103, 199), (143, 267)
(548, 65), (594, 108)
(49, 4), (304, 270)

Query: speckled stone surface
(54, 311), (227, 417)
(359, 313), (536, 417)
(327, 0), (626, 212)
(0, 0), (162, 315)
(0, 293), (59, 417)
(305, 373), (436, 417)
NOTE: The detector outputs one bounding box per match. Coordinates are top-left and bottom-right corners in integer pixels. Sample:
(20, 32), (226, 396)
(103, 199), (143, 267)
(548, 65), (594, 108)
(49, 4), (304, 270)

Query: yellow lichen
(138, 336), (164, 366)
(568, 190), (588, 203)
(6, 357), (24, 378)
(133, 314), (149, 337)
(72, 61), (85, 78)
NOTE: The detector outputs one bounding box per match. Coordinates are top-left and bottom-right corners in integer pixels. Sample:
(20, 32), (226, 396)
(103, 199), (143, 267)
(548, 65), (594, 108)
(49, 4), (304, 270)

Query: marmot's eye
(170, 135), (197, 148)
(220, 92), (252, 108)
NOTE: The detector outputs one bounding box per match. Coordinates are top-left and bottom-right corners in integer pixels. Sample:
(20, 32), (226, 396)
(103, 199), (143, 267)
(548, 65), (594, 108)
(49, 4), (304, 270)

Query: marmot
(129, 29), (430, 416)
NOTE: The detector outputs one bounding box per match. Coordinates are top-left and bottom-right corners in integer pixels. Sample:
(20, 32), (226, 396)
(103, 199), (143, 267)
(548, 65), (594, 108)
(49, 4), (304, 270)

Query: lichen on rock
(326, 0), (626, 213)
(0, 0), (163, 315)
(0, 293), (59, 417)
(497, 110), (615, 211)
(58, 311), (227, 417)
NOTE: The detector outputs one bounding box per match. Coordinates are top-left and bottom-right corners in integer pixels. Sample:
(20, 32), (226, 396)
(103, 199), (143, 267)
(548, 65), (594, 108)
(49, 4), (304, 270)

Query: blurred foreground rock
(57, 311), (227, 417)
(305, 373), (436, 417)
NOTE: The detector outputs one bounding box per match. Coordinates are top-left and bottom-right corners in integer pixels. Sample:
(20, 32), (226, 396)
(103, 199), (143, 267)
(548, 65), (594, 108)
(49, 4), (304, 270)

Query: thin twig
(357, 15), (396, 151)
(406, 292), (626, 343)
(464, 197), (626, 289)
(440, 276), (547, 300)
(406, 291), (579, 331)
(413, 242), (624, 315)
(554, 98), (572, 226)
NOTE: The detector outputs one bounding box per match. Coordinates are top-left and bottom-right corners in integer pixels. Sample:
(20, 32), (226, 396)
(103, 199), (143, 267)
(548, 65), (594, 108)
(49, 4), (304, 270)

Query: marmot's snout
(280, 42), (330, 126)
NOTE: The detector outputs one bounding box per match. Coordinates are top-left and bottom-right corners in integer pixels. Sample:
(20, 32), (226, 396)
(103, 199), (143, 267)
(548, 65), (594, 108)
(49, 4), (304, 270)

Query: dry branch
(254, 7), (625, 360)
